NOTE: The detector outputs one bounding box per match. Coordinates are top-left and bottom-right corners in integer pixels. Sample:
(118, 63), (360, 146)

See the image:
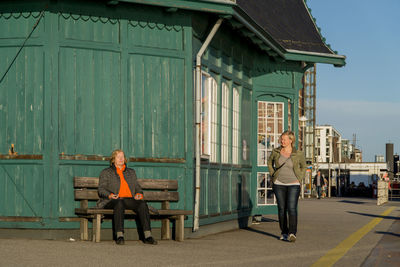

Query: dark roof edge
(232, 10), (286, 57)
(303, 0), (340, 55)
(233, 10), (346, 66)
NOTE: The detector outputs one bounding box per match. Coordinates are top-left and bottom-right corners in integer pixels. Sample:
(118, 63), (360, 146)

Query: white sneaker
(288, 234), (296, 242)
(279, 234), (288, 241)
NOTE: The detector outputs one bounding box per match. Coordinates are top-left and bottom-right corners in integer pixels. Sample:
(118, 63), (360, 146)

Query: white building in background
(315, 125), (342, 164)
(375, 155), (385, 163)
(317, 162), (387, 186)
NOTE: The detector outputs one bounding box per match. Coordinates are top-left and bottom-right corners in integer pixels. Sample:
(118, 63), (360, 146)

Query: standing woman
(268, 131), (306, 242)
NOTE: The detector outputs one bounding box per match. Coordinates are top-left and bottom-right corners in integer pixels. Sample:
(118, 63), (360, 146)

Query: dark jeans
(104, 198), (151, 236)
(316, 186), (322, 198)
(273, 184), (300, 235)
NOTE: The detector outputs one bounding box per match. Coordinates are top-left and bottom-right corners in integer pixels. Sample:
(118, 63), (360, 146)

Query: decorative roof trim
(303, 0), (337, 54)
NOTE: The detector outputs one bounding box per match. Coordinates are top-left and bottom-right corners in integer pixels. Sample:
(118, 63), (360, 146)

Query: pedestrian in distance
(97, 149), (157, 245)
(313, 171), (326, 199)
(268, 131), (306, 242)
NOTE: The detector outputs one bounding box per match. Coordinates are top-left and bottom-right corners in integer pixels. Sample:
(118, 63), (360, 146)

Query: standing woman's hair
(109, 149), (128, 166)
(279, 130), (296, 149)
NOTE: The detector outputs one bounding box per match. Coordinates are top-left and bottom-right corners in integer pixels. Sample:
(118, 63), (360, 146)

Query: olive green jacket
(267, 147), (306, 183)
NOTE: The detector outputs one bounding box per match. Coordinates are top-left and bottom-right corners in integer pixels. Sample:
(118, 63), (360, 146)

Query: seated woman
(97, 149), (157, 245)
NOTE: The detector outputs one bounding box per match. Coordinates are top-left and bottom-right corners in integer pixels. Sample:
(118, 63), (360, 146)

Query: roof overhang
(112, 0), (346, 67)
(114, 0), (234, 14)
(231, 6), (346, 67)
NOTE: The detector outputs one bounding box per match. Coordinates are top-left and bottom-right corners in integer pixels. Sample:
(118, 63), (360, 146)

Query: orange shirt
(116, 165), (133, 198)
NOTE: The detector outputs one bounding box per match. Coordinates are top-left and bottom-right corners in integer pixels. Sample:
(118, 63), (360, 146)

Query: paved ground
(0, 197), (399, 267)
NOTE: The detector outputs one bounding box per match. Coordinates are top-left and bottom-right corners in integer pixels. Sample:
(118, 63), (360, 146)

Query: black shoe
(116, 237), (125, 245)
(143, 236), (158, 245)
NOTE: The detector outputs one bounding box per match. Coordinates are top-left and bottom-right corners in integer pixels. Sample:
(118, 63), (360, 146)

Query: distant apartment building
(315, 125), (342, 163)
(341, 139), (352, 160)
(315, 125), (362, 163)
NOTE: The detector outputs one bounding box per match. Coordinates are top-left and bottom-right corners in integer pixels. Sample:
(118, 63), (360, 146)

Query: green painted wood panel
(127, 54), (185, 158)
(58, 48), (122, 155)
(0, 46), (44, 154)
(200, 168), (208, 216)
(241, 88), (252, 165)
(208, 169), (219, 215)
(128, 20), (183, 50)
(220, 170), (230, 213)
(241, 172), (251, 209)
(0, 12), (43, 39)
(231, 170), (239, 210)
(59, 13), (120, 44)
(0, 164), (44, 216)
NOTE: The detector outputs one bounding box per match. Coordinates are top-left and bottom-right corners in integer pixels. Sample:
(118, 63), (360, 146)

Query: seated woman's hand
(134, 193), (144, 200)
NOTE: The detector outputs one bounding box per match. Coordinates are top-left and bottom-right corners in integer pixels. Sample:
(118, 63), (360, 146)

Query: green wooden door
(252, 94), (291, 215)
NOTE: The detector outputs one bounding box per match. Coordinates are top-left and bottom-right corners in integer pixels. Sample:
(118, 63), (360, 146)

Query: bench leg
(80, 218), (89, 241)
(92, 214), (101, 243)
(161, 218), (171, 240)
(175, 215), (184, 242)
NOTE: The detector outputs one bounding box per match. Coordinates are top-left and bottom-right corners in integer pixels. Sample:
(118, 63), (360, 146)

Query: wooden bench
(74, 176), (192, 242)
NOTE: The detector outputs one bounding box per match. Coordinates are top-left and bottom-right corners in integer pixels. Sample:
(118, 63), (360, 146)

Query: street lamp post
(299, 115), (307, 199)
(328, 134), (333, 198)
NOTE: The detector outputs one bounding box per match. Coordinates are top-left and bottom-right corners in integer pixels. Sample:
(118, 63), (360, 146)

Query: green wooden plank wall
(0, 164), (44, 217)
(127, 54), (185, 158)
(58, 48), (122, 155)
(0, 3), (192, 227)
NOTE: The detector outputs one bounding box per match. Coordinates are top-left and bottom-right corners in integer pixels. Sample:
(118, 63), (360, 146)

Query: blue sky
(306, 0), (400, 162)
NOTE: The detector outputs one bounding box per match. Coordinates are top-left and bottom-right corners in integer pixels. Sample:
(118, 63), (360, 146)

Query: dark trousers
(316, 186), (322, 198)
(273, 184), (300, 235)
(104, 198), (151, 235)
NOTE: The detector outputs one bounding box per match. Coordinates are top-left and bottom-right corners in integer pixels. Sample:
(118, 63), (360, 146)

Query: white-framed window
(221, 82), (229, 163)
(201, 72), (219, 162)
(257, 172), (276, 205)
(257, 101), (284, 166)
(232, 87), (240, 164)
(201, 73), (210, 156)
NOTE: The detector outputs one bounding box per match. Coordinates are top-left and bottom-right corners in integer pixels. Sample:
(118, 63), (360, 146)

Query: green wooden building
(0, 0), (345, 238)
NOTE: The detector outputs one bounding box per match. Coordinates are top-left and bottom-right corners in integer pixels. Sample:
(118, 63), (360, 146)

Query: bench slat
(74, 189), (179, 202)
(75, 208), (192, 216)
(74, 177), (178, 190)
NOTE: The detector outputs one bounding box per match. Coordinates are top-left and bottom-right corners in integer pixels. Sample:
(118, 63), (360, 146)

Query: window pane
(257, 101), (285, 168)
(232, 88), (240, 164)
(257, 172), (275, 205)
(277, 104), (283, 117)
(201, 73), (210, 155)
(210, 78), (218, 162)
(221, 83), (229, 163)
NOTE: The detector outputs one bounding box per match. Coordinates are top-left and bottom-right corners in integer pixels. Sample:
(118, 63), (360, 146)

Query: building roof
(236, 0), (332, 54)
(234, 0), (345, 65)
(118, 0), (346, 65)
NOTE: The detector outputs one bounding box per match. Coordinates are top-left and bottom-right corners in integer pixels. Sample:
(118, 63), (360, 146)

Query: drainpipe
(193, 18), (223, 232)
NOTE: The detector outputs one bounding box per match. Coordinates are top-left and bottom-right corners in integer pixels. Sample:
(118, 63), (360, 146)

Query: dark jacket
(97, 165), (143, 208)
(267, 147), (306, 183)
(313, 174), (326, 186)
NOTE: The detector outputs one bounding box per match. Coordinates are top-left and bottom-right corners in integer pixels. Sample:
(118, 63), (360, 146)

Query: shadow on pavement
(338, 200), (369, 205)
(375, 231), (400, 238)
(347, 211), (400, 220)
(244, 227), (280, 240)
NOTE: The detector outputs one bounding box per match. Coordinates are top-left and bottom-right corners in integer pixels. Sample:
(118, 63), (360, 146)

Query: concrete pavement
(0, 197), (399, 266)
